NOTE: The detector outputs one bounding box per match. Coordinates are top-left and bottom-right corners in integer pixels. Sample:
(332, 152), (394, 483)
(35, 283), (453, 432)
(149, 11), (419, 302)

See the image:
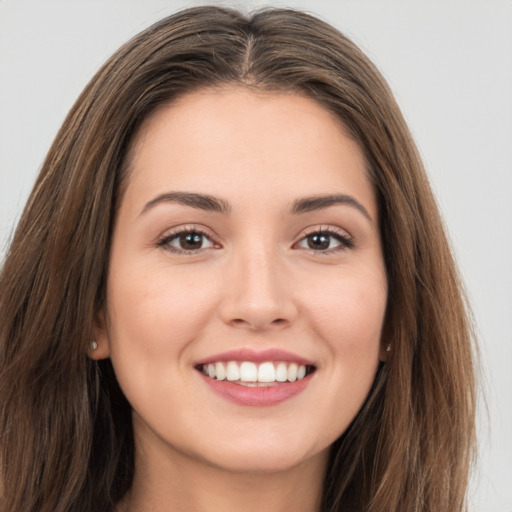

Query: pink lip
(198, 372), (313, 407)
(196, 348), (314, 366)
(195, 348), (316, 407)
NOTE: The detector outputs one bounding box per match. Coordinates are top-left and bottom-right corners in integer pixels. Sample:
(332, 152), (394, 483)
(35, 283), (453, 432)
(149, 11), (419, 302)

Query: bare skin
(94, 87), (388, 512)
(117, 433), (326, 512)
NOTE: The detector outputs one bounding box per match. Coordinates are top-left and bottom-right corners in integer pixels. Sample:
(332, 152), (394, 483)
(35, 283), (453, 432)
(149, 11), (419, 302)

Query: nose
(218, 245), (298, 331)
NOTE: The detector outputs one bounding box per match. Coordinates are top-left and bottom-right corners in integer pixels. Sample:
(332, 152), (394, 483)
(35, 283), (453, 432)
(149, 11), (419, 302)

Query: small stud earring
(386, 344), (392, 352)
(91, 341), (98, 351)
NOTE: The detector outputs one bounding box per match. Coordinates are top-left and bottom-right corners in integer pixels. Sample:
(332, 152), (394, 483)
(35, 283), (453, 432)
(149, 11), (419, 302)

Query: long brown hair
(0, 6), (476, 512)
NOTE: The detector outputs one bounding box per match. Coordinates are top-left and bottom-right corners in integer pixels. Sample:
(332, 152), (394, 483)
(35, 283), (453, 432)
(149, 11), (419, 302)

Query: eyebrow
(291, 194), (373, 222)
(141, 192), (231, 216)
(140, 191), (372, 222)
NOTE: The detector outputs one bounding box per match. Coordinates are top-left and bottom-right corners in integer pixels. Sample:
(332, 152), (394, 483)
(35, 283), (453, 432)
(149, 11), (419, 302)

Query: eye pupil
(308, 234), (330, 250)
(179, 232), (203, 249)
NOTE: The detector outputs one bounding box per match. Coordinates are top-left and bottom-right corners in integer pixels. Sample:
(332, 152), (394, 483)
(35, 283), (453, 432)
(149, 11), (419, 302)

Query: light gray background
(1, 1), (511, 510)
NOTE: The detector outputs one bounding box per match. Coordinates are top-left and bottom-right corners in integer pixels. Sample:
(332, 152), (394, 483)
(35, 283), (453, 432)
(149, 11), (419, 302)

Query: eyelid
(293, 225), (354, 252)
(155, 223), (353, 255)
(156, 224), (221, 254)
(300, 224), (352, 239)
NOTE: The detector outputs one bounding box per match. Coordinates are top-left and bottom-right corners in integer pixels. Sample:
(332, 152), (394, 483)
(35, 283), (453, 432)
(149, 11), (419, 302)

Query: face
(97, 87), (388, 475)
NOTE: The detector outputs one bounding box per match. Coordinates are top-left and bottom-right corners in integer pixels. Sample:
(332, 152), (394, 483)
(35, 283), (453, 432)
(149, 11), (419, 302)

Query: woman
(0, 6), (476, 512)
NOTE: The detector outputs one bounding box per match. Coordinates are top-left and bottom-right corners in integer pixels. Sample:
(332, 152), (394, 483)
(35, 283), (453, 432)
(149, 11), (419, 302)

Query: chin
(185, 433), (329, 476)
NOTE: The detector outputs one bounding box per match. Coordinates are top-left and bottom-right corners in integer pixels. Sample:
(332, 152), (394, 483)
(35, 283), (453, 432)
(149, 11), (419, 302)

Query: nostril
(229, 317), (288, 330)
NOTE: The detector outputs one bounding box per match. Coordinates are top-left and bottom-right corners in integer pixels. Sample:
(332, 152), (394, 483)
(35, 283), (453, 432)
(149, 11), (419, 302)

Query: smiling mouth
(196, 361), (316, 387)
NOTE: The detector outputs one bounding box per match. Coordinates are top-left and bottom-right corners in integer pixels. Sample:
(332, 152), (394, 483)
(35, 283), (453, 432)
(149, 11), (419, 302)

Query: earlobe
(89, 309), (111, 360)
(379, 343), (392, 362)
(88, 337), (110, 360)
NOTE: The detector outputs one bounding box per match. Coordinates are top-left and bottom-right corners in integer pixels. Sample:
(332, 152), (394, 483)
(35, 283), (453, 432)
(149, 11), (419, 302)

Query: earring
(91, 341), (98, 351)
(386, 344), (391, 352)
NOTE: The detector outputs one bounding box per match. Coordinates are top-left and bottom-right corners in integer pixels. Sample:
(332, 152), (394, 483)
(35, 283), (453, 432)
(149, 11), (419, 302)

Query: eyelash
(156, 225), (353, 255)
(156, 226), (215, 255)
(297, 227), (354, 253)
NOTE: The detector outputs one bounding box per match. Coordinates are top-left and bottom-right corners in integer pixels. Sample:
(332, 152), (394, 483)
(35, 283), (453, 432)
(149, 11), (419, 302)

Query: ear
(379, 341), (392, 362)
(378, 307), (392, 362)
(89, 308), (111, 360)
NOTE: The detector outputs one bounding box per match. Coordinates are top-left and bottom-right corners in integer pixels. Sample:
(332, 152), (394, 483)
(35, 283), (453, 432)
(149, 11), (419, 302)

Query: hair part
(0, 6), (476, 512)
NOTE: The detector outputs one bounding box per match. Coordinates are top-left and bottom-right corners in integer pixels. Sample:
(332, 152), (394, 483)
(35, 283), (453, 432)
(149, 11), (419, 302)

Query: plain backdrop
(0, 1), (511, 510)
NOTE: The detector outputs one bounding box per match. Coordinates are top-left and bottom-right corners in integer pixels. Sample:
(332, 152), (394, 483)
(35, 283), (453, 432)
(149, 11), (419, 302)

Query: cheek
(104, 262), (223, 428)
(304, 268), (386, 442)
(105, 261), (220, 371)
(306, 267), (387, 356)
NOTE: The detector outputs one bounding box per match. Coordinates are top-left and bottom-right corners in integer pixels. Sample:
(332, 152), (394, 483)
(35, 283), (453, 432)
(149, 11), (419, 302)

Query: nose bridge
(244, 245), (279, 299)
(219, 238), (297, 330)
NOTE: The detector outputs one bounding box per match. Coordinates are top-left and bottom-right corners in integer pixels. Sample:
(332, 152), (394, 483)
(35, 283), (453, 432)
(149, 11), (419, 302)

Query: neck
(118, 430), (327, 512)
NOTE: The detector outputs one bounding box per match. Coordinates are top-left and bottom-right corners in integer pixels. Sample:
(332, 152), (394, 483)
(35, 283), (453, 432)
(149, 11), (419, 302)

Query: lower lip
(199, 372), (312, 406)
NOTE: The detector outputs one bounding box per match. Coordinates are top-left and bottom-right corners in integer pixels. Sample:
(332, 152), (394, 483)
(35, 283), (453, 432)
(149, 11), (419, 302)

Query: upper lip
(196, 348), (315, 367)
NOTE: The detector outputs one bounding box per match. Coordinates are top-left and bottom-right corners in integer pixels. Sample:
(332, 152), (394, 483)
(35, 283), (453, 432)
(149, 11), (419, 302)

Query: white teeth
(240, 362), (258, 382)
(275, 362), (288, 382)
(226, 361), (240, 381)
(201, 360), (310, 384)
(258, 362), (275, 382)
(288, 363), (298, 382)
(215, 362), (226, 381)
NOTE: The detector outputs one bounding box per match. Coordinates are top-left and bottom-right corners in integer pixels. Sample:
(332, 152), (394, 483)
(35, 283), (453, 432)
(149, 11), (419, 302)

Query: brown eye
(296, 229), (353, 253)
(306, 233), (331, 250)
(160, 230), (216, 253)
(178, 232), (204, 250)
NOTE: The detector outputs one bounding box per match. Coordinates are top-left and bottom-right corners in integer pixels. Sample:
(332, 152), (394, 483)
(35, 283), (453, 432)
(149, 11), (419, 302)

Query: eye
(158, 228), (217, 254)
(295, 228), (353, 253)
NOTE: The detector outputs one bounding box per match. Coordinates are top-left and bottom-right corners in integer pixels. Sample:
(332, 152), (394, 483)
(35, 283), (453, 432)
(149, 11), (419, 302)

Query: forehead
(122, 86), (376, 219)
